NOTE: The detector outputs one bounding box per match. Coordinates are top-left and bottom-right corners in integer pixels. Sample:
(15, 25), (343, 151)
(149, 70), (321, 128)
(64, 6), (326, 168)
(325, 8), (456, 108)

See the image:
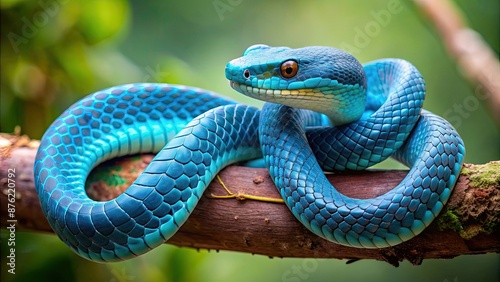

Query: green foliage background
(1, 0), (499, 281)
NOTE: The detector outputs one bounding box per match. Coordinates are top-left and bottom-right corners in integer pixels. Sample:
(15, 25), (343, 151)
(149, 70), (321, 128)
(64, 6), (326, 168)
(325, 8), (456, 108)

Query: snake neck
(225, 45), (367, 126)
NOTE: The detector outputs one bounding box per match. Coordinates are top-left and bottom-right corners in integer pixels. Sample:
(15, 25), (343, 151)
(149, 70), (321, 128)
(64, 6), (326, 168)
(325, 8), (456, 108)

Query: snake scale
(34, 45), (465, 262)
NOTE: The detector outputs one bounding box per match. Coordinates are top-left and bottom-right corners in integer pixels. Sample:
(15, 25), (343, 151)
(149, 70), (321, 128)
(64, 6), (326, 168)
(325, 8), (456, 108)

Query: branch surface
(1, 133), (499, 266)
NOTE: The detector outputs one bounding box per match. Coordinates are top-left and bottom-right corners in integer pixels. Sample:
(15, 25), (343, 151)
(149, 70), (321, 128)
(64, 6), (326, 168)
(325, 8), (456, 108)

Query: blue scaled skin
(226, 45), (465, 248)
(34, 84), (262, 262)
(34, 45), (465, 262)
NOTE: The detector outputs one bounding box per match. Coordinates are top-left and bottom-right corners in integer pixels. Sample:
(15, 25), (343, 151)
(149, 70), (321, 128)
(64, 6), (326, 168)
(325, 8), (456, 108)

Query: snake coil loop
(35, 46), (465, 261)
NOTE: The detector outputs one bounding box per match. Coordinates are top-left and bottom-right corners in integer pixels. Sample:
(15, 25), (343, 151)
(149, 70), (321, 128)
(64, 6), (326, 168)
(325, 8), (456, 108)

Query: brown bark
(1, 133), (499, 266)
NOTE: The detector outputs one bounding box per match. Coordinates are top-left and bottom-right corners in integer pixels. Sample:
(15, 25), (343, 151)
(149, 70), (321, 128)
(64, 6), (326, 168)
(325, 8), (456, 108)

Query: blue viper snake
(34, 45), (465, 262)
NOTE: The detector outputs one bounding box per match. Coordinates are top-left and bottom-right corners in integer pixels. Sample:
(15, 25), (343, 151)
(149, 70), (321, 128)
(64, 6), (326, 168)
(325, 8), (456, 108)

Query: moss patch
(460, 224), (483, 240)
(438, 207), (498, 240)
(462, 161), (500, 188)
(437, 209), (463, 233)
(444, 161), (500, 240)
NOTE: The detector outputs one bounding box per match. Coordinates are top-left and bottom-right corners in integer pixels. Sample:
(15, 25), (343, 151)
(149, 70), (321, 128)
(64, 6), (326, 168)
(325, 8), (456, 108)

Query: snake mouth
(230, 81), (286, 98)
(229, 81), (329, 102)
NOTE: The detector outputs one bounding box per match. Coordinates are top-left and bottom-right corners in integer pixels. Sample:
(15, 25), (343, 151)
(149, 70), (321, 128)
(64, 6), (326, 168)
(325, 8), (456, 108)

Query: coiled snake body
(34, 45), (465, 262)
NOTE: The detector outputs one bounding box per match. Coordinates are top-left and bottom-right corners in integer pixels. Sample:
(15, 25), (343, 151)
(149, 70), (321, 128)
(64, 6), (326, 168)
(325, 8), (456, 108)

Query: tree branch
(414, 0), (500, 124)
(1, 133), (499, 266)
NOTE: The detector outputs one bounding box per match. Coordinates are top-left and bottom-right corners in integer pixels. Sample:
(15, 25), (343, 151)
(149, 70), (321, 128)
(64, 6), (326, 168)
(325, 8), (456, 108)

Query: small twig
(210, 175), (285, 203)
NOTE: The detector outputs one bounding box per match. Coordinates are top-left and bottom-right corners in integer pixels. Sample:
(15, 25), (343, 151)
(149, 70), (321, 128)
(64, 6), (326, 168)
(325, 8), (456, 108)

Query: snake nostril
(243, 69), (250, 79)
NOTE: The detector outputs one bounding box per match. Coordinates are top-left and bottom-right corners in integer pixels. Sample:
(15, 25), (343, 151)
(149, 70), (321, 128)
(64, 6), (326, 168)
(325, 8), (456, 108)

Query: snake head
(225, 44), (367, 126)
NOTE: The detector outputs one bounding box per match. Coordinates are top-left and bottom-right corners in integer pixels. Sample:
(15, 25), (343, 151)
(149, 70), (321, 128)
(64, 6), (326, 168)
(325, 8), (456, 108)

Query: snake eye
(280, 60), (298, 78)
(243, 69), (250, 79)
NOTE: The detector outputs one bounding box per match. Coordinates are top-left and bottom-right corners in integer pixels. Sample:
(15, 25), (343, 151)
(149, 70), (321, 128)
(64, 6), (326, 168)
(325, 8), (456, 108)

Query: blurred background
(1, 0), (499, 281)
